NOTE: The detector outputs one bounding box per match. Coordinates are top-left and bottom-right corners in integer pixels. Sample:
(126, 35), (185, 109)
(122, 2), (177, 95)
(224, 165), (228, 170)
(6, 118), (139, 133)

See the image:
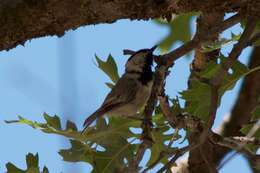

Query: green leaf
(251, 105), (260, 121)
(240, 124), (260, 153)
(42, 167), (49, 173)
(60, 117), (140, 173)
(153, 108), (166, 126)
(182, 57), (252, 121)
(199, 56), (251, 94)
(66, 120), (78, 131)
(199, 60), (221, 79)
(6, 163), (24, 173)
(6, 153), (49, 173)
(5, 113), (84, 141)
(148, 126), (172, 166)
(253, 39), (260, 47)
(95, 54), (120, 83)
(43, 113), (61, 130)
(59, 140), (93, 163)
(219, 61), (260, 95)
(202, 32), (241, 53)
(254, 164), (260, 171)
(6, 113), (142, 173)
(240, 124), (260, 138)
(26, 153), (39, 170)
(170, 97), (183, 115)
(155, 12), (198, 53)
(180, 80), (211, 121)
(240, 104), (260, 140)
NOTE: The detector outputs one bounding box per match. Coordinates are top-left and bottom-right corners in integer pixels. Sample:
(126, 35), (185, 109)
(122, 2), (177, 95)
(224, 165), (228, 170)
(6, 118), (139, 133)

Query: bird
(82, 46), (157, 133)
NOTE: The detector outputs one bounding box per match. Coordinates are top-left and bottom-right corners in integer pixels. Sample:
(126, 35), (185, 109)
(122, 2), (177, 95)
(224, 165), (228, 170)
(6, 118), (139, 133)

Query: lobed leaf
(148, 125), (173, 166)
(95, 54), (120, 83)
(6, 114), (142, 173)
(202, 32), (241, 53)
(155, 12), (198, 53)
(6, 153), (49, 173)
(181, 80), (211, 121)
(181, 56), (251, 121)
(5, 113), (83, 141)
(60, 117), (140, 173)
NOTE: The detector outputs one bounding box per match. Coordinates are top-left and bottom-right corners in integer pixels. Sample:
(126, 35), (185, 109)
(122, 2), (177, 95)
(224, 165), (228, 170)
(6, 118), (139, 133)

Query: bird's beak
(150, 45), (157, 52)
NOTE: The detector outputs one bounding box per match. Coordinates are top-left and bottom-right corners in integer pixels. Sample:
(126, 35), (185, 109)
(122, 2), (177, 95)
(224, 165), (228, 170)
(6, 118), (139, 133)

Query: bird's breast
(134, 80), (153, 107)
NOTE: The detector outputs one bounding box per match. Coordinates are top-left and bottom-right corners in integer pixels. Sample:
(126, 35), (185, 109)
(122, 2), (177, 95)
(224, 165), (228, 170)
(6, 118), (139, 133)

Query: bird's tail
(81, 108), (106, 133)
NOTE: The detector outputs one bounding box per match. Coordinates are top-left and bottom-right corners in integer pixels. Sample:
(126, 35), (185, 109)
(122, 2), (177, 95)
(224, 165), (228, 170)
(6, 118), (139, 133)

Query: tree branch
(209, 132), (260, 171)
(125, 13), (241, 69)
(127, 64), (167, 171)
(158, 96), (204, 131)
(161, 13), (241, 67)
(197, 17), (257, 161)
(157, 145), (192, 173)
(207, 45), (260, 173)
(210, 18), (257, 86)
(1, 0), (259, 52)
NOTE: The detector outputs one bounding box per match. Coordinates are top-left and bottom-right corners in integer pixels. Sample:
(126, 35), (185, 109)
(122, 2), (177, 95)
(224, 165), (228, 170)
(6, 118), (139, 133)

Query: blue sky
(0, 18), (253, 173)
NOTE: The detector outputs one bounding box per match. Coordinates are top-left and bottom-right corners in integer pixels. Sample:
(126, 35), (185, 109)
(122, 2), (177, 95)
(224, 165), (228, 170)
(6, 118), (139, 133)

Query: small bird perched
(82, 46), (157, 132)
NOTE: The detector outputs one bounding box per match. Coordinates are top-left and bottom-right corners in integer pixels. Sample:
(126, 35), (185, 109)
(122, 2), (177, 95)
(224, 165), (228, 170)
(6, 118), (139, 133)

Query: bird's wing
(101, 74), (139, 107)
(82, 74), (138, 132)
(82, 102), (122, 132)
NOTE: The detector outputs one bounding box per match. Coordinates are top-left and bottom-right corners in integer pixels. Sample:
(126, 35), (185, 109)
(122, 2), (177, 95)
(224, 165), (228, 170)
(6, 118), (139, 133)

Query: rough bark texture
(187, 46), (260, 173)
(187, 12), (224, 173)
(222, 46), (260, 138)
(1, 0), (260, 51)
(2, 0), (260, 172)
(213, 46), (260, 172)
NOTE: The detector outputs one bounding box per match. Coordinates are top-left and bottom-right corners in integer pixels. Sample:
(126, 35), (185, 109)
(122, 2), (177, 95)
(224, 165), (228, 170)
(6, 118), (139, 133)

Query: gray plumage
(82, 46), (156, 132)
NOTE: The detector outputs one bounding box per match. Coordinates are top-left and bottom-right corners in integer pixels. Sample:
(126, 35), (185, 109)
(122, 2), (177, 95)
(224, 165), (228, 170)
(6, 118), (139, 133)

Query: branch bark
(212, 45), (260, 173)
(1, 0), (260, 51)
(187, 12), (224, 173)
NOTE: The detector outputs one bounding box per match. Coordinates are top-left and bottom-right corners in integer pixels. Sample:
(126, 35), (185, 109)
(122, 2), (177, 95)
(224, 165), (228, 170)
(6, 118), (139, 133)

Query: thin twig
(247, 32), (260, 47)
(158, 95), (204, 131)
(198, 19), (258, 144)
(129, 65), (167, 171)
(123, 13), (242, 172)
(231, 136), (260, 145)
(217, 120), (260, 170)
(141, 151), (166, 173)
(162, 14), (241, 67)
(123, 14), (241, 67)
(189, 19), (258, 172)
(158, 96), (178, 126)
(131, 142), (148, 170)
(157, 145), (193, 173)
(142, 128), (182, 173)
(211, 18), (257, 86)
(208, 127), (260, 171)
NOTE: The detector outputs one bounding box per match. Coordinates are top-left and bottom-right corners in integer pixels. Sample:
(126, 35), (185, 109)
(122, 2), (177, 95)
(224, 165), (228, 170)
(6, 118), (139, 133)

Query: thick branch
(187, 12), (225, 173)
(1, 0), (260, 51)
(212, 45), (260, 171)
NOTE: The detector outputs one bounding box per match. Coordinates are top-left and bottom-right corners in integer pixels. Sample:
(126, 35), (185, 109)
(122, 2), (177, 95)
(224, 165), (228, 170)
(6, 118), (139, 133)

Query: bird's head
(125, 45), (157, 73)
